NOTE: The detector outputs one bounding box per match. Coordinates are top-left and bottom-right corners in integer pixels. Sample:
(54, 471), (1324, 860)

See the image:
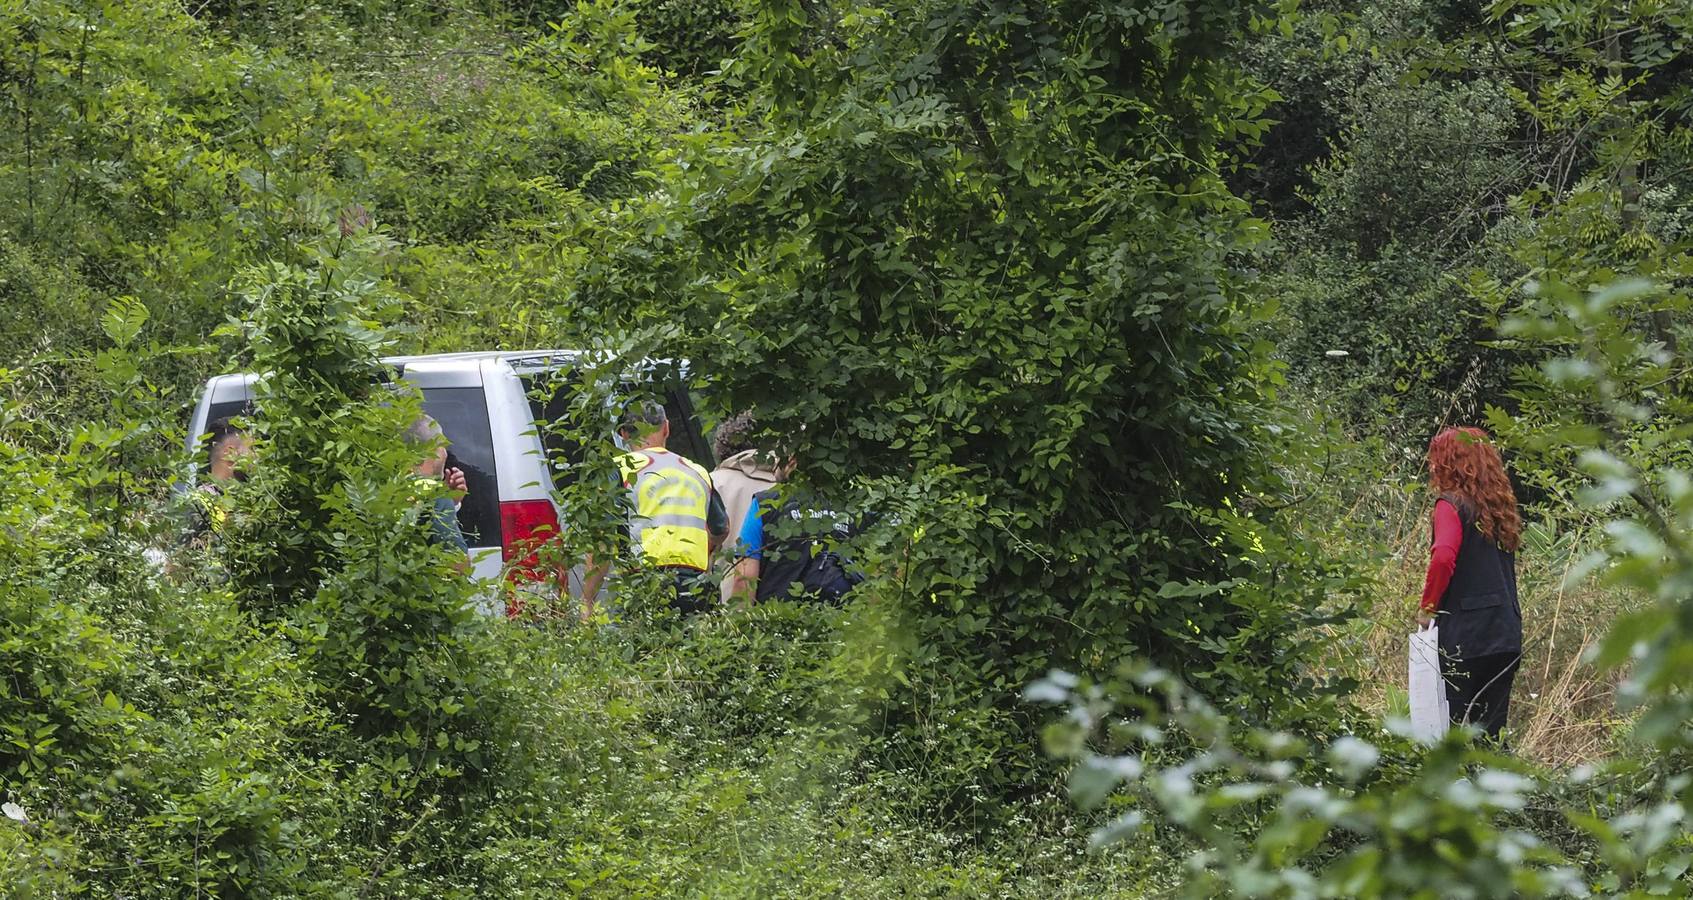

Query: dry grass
(1323, 485), (1639, 768)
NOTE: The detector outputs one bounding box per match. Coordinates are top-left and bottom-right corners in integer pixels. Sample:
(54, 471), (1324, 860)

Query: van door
(515, 365), (715, 481)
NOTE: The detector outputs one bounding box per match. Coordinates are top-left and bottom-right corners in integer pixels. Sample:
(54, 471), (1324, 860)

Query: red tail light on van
(499, 499), (561, 581)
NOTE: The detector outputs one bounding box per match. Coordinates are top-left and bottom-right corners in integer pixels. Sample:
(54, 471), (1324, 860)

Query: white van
(184, 350), (715, 608)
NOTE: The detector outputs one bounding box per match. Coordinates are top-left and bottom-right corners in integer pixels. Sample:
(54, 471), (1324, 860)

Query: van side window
(199, 393), (500, 550)
(201, 401), (254, 463)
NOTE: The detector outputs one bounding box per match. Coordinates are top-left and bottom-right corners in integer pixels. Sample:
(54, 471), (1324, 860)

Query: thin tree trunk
(1607, 26), (1675, 352)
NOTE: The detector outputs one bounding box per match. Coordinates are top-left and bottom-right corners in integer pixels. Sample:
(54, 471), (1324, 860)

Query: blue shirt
(423, 490), (469, 554)
(738, 495), (766, 560)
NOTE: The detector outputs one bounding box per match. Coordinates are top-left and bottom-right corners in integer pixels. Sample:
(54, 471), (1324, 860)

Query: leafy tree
(219, 226), (499, 789)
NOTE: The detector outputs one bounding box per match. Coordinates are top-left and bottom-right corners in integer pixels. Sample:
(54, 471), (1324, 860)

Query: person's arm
(727, 557), (761, 605)
(579, 553), (611, 620)
(1418, 499), (1462, 623)
(706, 487), (729, 555)
(427, 495), (473, 575)
(723, 496), (764, 604)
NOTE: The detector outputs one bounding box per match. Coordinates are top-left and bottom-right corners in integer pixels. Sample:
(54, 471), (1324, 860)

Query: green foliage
(0, 0), (700, 388)
(10, 0), (1693, 893)
(0, 416), (137, 787)
(0, 237), (101, 362)
(1498, 273), (1693, 748)
(218, 231), (512, 806)
(1034, 665), (1597, 897)
(632, 0), (746, 78)
(1246, 1), (1526, 437)
(550, 0), (1347, 813)
(1255, 0), (1693, 443)
(1035, 263), (1693, 899)
(0, 317), (339, 894)
(1309, 71), (1521, 260)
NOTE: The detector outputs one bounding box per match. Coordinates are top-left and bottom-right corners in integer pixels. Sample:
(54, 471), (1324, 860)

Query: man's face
(211, 434), (252, 482)
(417, 443), (447, 479)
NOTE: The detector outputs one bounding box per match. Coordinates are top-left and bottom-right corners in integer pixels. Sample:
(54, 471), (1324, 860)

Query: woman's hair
(1428, 426), (1521, 552)
(712, 411), (759, 461)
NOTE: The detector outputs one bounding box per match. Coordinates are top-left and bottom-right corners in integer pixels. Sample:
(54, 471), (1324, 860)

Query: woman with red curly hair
(1418, 427), (1523, 739)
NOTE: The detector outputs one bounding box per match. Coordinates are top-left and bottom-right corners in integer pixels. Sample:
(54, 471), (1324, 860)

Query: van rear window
(205, 400), (253, 429)
(521, 372), (714, 486)
(197, 389), (500, 549)
(420, 387), (500, 549)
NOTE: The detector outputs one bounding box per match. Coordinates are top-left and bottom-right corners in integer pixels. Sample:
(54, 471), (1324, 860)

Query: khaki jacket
(711, 449), (783, 558)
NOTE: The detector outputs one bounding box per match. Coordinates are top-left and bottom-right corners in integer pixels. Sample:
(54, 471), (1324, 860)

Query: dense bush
(0, 218), (1197, 894)
(4, 0), (1692, 894)
(538, 0), (1362, 816)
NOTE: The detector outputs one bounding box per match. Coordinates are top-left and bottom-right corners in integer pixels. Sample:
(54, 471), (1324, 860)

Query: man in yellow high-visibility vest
(184, 416), (253, 547)
(581, 401), (729, 616)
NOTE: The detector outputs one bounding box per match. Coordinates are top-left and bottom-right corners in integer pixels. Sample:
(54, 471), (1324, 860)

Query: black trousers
(663, 567), (715, 615)
(1443, 652), (1520, 739)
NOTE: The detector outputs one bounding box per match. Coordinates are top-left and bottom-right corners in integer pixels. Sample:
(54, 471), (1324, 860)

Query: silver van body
(184, 350), (712, 612)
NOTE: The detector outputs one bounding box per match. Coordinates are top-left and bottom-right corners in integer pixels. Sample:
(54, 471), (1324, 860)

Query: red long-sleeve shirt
(1420, 499), (1463, 613)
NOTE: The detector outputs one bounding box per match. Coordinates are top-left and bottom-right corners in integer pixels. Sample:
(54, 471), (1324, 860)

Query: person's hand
(445, 466), (467, 495)
(1415, 609), (1434, 629)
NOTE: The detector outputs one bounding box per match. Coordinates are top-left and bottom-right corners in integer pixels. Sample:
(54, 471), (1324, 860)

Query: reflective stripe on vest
(617, 449), (712, 570)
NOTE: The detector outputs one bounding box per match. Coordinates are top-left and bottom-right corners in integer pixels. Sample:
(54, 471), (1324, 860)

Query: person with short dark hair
(580, 400), (729, 616)
(725, 472), (861, 606)
(712, 410), (760, 462)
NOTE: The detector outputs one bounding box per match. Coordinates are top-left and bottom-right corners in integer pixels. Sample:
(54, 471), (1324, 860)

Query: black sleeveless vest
(753, 489), (858, 604)
(1435, 494), (1523, 660)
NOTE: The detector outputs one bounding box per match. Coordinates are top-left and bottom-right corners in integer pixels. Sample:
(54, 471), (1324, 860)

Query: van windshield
(197, 387), (500, 549)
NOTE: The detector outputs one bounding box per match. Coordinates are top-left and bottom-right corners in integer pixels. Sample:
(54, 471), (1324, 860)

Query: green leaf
(100, 296), (149, 349)
(1068, 755), (1141, 810)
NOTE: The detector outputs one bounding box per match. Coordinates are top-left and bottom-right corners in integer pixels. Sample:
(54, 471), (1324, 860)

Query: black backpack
(791, 545), (863, 604)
